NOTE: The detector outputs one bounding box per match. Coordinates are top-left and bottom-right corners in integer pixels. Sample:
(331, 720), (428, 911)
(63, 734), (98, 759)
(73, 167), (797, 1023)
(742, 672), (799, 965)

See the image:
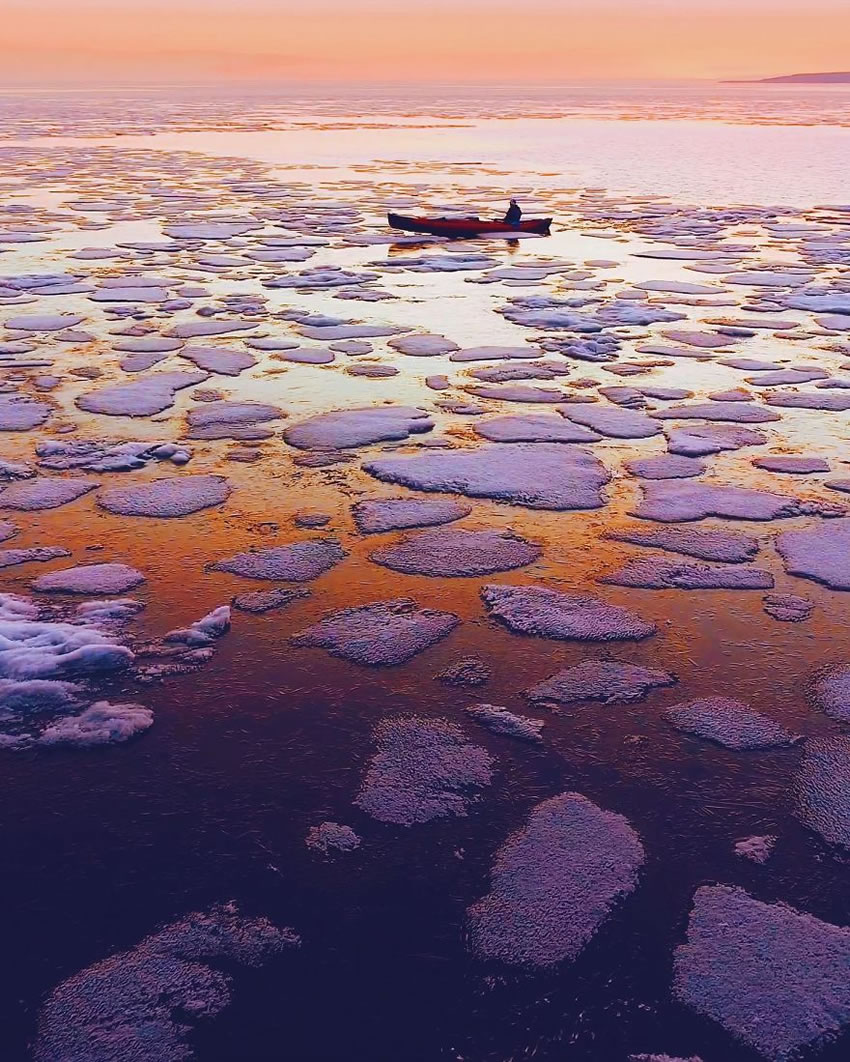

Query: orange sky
(4, 2), (849, 84)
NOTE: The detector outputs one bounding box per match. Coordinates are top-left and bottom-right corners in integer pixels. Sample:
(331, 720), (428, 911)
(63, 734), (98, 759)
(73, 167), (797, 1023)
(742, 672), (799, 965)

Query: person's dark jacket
(504, 202), (522, 225)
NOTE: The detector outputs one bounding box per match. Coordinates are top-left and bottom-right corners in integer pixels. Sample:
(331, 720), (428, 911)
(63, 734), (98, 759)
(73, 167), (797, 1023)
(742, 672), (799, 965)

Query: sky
(4, 1), (849, 85)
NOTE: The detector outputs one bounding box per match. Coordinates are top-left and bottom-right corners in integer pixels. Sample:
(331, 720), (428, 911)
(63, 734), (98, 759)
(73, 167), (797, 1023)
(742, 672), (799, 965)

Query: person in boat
(504, 199), (522, 225)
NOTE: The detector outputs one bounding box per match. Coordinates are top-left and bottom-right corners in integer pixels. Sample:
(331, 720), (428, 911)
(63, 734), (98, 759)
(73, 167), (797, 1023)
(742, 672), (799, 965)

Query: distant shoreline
(724, 72), (850, 85)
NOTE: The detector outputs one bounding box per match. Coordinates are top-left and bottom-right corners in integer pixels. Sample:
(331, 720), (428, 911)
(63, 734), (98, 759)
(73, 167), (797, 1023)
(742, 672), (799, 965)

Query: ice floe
(481, 584), (655, 641)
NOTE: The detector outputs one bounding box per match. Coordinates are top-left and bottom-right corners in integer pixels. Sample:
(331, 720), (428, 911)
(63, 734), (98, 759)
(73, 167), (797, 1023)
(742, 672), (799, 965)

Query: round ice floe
(98, 475), (231, 518)
(600, 558), (773, 590)
(652, 402), (780, 424)
(0, 478), (99, 511)
(467, 384), (567, 403)
(167, 320), (256, 340)
(0, 547), (70, 569)
(625, 455), (705, 480)
(38, 701), (153, 747)
(747, 369), (830, 387)
(284, 406), (432, 450)
(305, 822), (361, 854)
(355, 715), (492, 825)
(164, 221), (260, 239)
(753, 455), (830, 474)
(481, 584), (655, 642)
(605, 527), (759, 563)
(111, 335), (183, 354)
(474, 414), (599, 443)
(666, 424), (768, 457)
(178, 346), (257, 376)
(449, 346), (542, 363)
(764, 390), (850, 411)
(0, 396), (52, 431)
(560, 405), (662, 438)
(661, 330), (734, 349)
(734, 834), (777, 863)
(436, 657), (491, 687)
(388, 334), (459, 357)
(527, 659), (676, 706)
(364, 444), (610, 511)
(33, 563), (145, 595)
(213, 539), (346, 581)
(665, 697), (797, 748)
(674, 885), (850, 1060)
(464, 703), (544, 743)
(291, 598), (459, 666)
(776, 519), (850, 589)
(351, 497), (470, 534)
(33, 904), (297, 1062)
(232, 587), (309, 614)
(371, 528), (541, 577)
(633, 482), (835, 523)
(467, 793), (644, 967)
(77, 372), (207, 417)
(4, 314), (84, 332)
(186, 401), (283, 439)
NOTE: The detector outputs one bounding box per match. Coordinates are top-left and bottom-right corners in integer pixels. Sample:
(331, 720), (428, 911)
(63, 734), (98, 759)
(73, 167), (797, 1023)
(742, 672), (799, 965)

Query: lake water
(1, 82), (850, 1062)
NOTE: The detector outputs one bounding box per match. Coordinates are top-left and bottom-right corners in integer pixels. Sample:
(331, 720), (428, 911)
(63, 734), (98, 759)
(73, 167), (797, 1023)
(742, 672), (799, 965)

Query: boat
(387, 212), (552, 238)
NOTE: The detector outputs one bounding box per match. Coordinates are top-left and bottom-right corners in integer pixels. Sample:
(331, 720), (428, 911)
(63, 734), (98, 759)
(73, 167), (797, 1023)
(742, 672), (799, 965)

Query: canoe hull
(387, 213), (552, 238)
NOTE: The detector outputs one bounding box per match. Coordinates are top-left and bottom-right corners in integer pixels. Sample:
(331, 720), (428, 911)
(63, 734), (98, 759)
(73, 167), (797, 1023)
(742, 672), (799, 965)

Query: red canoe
(387, 212), (552, 238)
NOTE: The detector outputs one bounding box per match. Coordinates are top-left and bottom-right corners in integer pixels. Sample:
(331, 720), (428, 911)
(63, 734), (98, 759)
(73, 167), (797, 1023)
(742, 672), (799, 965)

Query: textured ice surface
(601, 558), (773, 590)
(794, 736), (850, 847)
(305, 821), (361, 854)
(735, 835), (777, 863)
(811, 665), (850, 722)
(468, 793), (644, 966)
(0, 477), (99, 511)
(364, 444), (610, 511)
(351, 497), (470, 534)
(604, 527), (760, 563)
(33, 903), (298, 1062)
(292, 598), (459, 666)
(763, 593), (814, 622)
(776, 519), (850, 589)
(34, 563), (145, 595)
(214, 540), (345, 582)
(5, 313), (84, 331)
(481, 584), (655, 641)
(436, 657), (491, 687)
(634, 482), (835, 523)
(464, 703), (544, 743)
(674, 885), (850, 1061)
(78, 372), (207, 417)
(355, 715), (492, 824)
(98, 475), (231, 518)
(284, 406), (432, 449)
(528, 659), (676, 705)
(665, 697), (798, 749)
(371, 528), (541, 577)
(37, 439), (190, 473)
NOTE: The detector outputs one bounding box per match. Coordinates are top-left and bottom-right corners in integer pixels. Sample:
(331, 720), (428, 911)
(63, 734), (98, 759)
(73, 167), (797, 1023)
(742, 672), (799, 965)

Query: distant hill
(726, 71), (850, 84)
